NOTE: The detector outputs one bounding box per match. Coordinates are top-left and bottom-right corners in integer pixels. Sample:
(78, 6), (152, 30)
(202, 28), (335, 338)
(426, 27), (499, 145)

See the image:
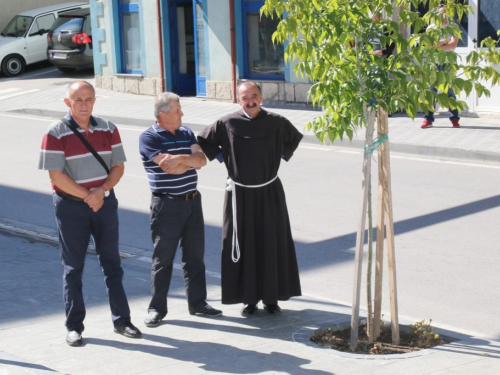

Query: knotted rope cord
(226, 175), (279, 263)
(364, 133), (388, 156)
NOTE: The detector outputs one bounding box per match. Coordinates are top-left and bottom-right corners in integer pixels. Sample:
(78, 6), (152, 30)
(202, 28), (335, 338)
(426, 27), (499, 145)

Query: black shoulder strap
(60, 118), (110, 175)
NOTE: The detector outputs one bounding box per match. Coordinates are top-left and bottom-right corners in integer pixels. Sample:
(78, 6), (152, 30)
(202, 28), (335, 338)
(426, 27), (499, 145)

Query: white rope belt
(226, 175), (279, 263)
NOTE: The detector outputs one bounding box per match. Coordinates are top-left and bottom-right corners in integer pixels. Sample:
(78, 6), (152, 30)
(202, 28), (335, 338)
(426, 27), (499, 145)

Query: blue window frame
(194, 0), (206, 96)
(119, 1), (142, 73)
(241, 1), (284, 80)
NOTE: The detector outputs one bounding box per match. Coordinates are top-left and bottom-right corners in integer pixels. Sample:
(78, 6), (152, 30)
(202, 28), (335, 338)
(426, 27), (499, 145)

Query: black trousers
(53, 193), (131, 333)
(148, 192), (207, 317)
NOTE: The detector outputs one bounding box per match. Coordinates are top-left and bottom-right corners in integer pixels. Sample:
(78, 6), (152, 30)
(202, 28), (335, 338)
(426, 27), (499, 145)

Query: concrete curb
(0, 216), (151, 259)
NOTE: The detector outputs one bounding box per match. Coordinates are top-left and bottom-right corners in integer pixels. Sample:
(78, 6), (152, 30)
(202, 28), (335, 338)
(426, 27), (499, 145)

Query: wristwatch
(102, 186), (110, 198)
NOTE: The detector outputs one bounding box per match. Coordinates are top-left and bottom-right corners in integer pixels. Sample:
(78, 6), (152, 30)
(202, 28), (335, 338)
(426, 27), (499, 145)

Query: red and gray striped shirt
(38, 114), (126, 192)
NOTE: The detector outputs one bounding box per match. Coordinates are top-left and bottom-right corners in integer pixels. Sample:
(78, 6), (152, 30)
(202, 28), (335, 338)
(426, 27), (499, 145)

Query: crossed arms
(153, 144), (207, 174)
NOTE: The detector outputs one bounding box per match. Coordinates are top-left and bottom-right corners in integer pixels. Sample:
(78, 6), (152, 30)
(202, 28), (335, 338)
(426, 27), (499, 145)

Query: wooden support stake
(373, 110), (386, 339)
(378, 106), (400, 344)
(350, 108), (375, 351)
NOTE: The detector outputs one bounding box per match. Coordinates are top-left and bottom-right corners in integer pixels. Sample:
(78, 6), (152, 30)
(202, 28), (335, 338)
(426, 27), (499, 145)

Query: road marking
(0, 113), (53, 122)
(391, 154), (500, 169)
(298, 145), (500, 169)
(120, 126), (148, 132)
(0, 89), (40, 101)
(300, 145), (332, 152)
(0, 88), (19, 95)
(19, 68), (58, 79)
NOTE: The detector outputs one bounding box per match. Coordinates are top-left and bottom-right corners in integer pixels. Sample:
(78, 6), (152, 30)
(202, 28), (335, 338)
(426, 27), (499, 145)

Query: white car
(0, 2), (89, 77)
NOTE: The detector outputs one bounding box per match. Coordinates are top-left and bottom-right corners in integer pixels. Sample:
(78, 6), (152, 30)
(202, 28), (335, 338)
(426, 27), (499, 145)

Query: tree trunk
(350, 108), (376, 351)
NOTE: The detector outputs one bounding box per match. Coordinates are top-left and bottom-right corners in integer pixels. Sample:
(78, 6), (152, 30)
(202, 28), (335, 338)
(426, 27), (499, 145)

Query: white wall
(206, 0), (231, 81)
(141, 0), (159, 77)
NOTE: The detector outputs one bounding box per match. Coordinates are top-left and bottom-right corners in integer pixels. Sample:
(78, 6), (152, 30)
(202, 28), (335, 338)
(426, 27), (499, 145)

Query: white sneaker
(66, 330), (82, 346)
(144, 311), (162, 327)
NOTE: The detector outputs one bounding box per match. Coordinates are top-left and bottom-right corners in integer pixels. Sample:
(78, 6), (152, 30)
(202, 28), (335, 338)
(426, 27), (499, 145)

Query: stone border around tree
(292, 318), (458, 360)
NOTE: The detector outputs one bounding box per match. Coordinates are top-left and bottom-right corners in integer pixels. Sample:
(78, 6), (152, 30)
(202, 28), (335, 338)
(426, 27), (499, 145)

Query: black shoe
(144, 312), (162, 327)
(263, 303), (282, 314)
(189, 304), (223, 317)
(240, 303), (258, 316)
(114, 322), (142, 338)
(66, 330), (83, 346)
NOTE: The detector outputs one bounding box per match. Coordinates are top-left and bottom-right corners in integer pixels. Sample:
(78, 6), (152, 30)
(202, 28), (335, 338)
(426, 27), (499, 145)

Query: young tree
(263, 0), (499, 139)
(262, 0), (500, 350)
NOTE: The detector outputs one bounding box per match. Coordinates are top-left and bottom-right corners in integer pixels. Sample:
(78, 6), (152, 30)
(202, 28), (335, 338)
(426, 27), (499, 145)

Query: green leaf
(437, 93), (450, 108)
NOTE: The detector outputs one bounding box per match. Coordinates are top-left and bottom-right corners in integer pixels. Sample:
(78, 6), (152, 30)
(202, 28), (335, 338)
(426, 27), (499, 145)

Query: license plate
(53, 53), (67, 59)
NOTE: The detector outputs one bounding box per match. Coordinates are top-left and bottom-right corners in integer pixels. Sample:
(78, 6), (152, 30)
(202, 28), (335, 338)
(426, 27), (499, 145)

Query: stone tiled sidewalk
(1, 230), (499, 375)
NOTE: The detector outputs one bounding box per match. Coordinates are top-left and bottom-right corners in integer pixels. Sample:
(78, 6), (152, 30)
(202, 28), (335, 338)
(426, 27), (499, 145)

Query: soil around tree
(310, 323), (453, 355)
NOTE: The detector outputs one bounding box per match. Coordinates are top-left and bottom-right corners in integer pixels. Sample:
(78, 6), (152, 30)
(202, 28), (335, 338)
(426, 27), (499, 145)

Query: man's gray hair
(154, 92), (180, 119)
(236, 81), (262, 99)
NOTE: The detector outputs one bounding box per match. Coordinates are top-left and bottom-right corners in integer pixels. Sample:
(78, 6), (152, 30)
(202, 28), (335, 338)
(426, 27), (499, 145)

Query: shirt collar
(242, 108), (261, 119)
(153, 121), (163, 132)
(153, 121), (170, 133)
(65, 113), (98, 129)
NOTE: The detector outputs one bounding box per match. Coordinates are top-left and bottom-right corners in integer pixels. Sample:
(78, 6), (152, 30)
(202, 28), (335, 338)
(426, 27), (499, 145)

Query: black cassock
(198, 109), (302, 305)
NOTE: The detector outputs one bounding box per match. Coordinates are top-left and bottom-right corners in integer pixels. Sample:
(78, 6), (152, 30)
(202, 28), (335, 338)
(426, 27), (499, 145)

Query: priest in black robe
(197, 81), (302, 316)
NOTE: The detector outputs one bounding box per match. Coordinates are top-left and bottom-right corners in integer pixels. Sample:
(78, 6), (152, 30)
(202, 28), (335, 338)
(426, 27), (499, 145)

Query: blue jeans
(424, 65), (460, 123)
(148, 192), (207, 317)
(53, 193), (131, 333)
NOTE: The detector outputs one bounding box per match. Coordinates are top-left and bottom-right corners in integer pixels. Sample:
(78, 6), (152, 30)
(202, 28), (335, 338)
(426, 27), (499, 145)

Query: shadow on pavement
(88, 334), (333, 375)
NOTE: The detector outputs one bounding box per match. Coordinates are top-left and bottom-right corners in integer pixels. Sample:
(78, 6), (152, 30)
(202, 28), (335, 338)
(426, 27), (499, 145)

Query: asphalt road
(1, 110), (500, 341)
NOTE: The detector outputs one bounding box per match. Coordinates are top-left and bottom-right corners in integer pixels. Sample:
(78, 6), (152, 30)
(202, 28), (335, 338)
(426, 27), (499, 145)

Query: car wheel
(1, 55), (26, 77)
(57, 67), (77, 73)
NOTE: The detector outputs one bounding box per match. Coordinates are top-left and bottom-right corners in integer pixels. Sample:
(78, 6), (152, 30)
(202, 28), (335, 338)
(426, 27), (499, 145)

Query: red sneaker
(451, 120), (460, 128)
(420, 120), (433, 129)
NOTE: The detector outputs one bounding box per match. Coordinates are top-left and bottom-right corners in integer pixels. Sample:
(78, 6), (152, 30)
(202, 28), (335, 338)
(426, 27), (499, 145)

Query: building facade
(89, 0), (500, 114)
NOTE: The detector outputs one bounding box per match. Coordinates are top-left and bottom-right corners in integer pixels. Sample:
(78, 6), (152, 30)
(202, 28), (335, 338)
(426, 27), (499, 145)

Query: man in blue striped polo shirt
(139, 92), (222, 326)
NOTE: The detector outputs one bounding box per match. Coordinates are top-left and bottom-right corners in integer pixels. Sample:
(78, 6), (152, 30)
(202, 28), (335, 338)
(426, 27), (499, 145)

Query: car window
(1, 16), (33, 38)
(29, 14), (56, 36)
(52, 17), (84, 33)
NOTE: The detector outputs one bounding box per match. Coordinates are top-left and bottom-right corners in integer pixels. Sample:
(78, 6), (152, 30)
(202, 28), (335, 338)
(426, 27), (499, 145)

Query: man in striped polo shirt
(139, 92), (222, 327)
(38, 81), (141, 346)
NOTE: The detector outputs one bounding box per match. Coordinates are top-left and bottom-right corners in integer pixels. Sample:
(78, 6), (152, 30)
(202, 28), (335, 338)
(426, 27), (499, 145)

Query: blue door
(171, 0), (196, 95)
(193, 0), (206, 96)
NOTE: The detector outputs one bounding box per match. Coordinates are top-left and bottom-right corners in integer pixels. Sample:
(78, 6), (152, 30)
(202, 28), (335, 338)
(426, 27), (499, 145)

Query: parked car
(0, 2), (89, 77)
(47, 8), (93, 73)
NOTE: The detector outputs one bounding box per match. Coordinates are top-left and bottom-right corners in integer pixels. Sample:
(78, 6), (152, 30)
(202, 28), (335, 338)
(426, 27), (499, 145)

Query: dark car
(46, 8), (93, 73)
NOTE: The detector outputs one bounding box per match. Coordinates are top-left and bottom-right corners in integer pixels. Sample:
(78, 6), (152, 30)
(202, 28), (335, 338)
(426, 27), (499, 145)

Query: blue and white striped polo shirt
(139, 123), (198, 194)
